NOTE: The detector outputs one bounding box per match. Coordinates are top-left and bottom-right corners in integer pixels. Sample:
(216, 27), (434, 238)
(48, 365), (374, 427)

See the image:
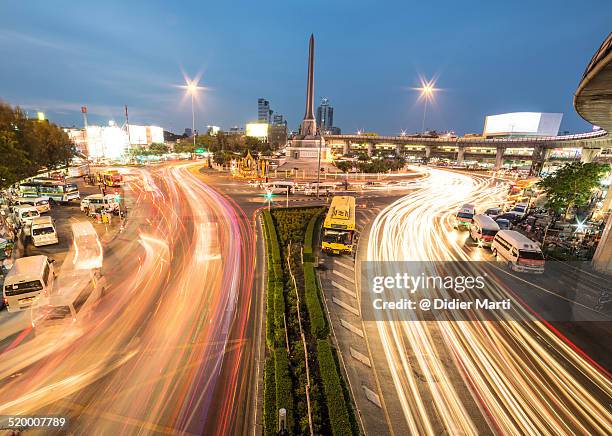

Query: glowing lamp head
(187, 81), (198, 94)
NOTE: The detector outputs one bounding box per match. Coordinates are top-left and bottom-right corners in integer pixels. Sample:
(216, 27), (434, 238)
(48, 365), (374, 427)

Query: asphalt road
(0, 162), (259, 435)
(359, 166), (612, 435)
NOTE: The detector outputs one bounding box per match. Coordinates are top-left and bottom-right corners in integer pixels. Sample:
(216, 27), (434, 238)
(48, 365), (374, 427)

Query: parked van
(262, 181), (295, 194)
(12, 205), (40, 235)
(80, 194), (120, 213)
(3, 255), (55, 312)
(453, 204), (476, 229)
(15, 197), (50, 213)
(304, 182), (339, 196)
(491, 230), (544, 273)
(469, 214), (500, 247)
(31, 216), (59, 247)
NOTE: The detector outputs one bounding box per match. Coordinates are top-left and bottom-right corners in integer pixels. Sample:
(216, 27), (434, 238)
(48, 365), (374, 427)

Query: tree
(173, 141), (195, 154)
(148, 142), (169, 155)
(0, 130), (31, 188)
(538, 162), (610, 219)
(333, 160), (353, 173)
(0, 100), (76, 188)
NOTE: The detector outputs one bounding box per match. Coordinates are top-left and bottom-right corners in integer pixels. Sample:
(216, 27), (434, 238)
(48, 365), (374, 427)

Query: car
(510, 203), (529, 218)
(495, 218), (511, 230)
(484, 207), (503, 219)
(496, 212), (522, 224)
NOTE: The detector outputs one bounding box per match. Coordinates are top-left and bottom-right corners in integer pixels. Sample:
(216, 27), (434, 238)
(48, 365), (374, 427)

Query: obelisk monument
(280, 34), (334, 171)
(301, 34), (317, 137)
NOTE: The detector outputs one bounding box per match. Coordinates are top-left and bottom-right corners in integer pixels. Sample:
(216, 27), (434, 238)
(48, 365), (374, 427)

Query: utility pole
(125, 105), (131, 156)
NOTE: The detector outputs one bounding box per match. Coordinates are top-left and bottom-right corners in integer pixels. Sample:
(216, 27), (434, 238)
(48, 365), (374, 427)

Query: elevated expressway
(574, 32), (612, 273)
(324, 130), (611, 173)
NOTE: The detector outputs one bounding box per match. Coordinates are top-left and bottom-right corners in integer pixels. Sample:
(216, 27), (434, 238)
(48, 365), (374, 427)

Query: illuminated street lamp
(415, 78), (438, 133)
(181, 77), (203, 154)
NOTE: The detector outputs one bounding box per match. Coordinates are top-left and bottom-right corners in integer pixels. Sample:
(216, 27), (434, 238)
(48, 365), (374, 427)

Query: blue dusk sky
(0, 0), (610, 135)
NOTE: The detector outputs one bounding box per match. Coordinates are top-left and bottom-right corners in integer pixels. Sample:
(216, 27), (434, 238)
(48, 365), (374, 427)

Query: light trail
(0, 162), (255, 434)
(366, 166), (612, 435)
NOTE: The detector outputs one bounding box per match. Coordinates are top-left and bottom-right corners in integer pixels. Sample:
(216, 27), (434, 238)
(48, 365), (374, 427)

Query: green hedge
(317, 339), (352, 436)
(304, 262), (328, 339)
(275, 347), (294, 432)
(263, 356), (277, 436)
(303, 210), (323, 262)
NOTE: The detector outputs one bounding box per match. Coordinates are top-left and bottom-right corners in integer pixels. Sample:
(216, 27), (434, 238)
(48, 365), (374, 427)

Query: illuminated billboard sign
(246, 123), (268, 139)
(483, 112), (562, 137)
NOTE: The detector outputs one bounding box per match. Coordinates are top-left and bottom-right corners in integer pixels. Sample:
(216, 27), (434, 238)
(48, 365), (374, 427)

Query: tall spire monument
(279, 34), (334, 171)
(301, 34), (317, 136)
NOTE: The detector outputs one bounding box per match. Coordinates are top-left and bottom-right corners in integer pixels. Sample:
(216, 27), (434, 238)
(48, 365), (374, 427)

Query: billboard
(484, 112), (562, 137)
(246, 122), (268, 139)
(149, 126), (164, 144)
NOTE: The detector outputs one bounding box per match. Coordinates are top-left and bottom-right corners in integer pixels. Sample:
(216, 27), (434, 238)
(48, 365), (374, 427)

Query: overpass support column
(456, 146), (465, 165)
(342, 142), (350, 155)
(581, 148), (602, 163)
(494, 146), (505, 170)
(425, 146), (432, 159)
(529, 145), (552, 176)
(395, 144), (402, 156)
(367, 143), (374, 157)
(593, 214), (612, 274)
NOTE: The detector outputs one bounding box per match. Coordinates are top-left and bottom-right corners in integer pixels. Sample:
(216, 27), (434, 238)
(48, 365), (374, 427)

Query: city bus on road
(19, 180), (80, 203)
(322, 196), (356, 255)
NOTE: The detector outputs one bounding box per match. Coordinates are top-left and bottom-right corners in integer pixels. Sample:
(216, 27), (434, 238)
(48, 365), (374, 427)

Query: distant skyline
(0, 1), (610, 135)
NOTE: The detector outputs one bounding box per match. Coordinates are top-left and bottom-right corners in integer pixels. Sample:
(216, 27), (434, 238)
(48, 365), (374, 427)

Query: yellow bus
(96, 169), (123, 187)
(322, 196), (356, 255)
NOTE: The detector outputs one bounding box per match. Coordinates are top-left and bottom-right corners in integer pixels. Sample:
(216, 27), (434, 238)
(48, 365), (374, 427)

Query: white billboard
(246, 123), (268, 139)
(149, 126), (164, 144)
(484, 112), (562, 137)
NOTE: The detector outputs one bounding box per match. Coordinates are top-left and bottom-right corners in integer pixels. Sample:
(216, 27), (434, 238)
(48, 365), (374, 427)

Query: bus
(96, 169), (123, 187)
(322, 196), (356, 255)
(18, 180), (80, 203)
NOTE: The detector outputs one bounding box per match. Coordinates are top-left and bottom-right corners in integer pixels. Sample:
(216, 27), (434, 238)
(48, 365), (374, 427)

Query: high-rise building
(272, 114), (287, 126)
(258, 98), (271, 123)
(316, 97), (334, 132)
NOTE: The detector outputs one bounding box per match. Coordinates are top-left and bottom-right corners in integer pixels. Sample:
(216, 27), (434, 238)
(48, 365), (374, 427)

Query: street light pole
(191, 92), (196, 158)
(421, 97), (428, 133)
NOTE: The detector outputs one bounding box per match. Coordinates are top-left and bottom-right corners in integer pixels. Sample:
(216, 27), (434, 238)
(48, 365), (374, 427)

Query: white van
(453, 204), (476, 229)
(262, 181), (295, 195)
(491, 230), (544, 273)
(469, 214), (500, 247)
(15, 197), (50, 213)
(3, 255), (55, 312)
(31, 216), (59, 247)
(303, 182), (339, 196)
(31, 272), (104, 334)
(12, 205), (40, 226)
(80, 194), (120, 213)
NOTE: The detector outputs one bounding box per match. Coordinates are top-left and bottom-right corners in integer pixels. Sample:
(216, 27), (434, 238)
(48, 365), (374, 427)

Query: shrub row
(303, 210), (323, 263)
(263, 356), (276, 436)
(316, 339), (353, 436)
(274, 347), (294, 432)
(304, 263), (328, 339)
(262, 210), (294, 433)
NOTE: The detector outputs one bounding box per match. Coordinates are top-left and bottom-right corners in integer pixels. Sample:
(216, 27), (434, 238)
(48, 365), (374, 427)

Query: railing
(324, 129), (608, 144)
